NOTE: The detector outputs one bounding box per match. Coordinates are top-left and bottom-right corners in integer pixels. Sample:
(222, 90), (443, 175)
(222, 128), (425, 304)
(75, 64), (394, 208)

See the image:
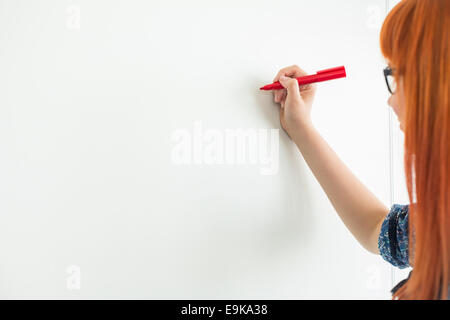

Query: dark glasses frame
(383, 66), (396, 94)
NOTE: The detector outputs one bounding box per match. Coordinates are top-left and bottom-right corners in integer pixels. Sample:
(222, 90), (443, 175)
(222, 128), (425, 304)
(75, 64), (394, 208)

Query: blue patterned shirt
(378, 204), (450, 298)
(378, 204), (410, 268)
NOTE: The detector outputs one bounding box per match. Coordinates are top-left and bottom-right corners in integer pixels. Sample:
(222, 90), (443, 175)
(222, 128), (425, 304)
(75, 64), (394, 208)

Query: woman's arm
(291, 123), (389, 253)
(273, 65), (389, 254)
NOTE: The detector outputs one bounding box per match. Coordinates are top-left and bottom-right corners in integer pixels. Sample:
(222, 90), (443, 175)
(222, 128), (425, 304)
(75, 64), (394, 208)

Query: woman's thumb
(279, 76), (301, 102)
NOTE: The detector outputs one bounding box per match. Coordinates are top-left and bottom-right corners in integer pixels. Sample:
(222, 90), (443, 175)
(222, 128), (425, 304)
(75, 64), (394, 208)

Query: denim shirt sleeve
(378, 204), (410, 268)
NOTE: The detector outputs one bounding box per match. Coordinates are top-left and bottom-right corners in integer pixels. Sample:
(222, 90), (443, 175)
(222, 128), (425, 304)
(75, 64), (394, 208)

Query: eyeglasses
(383, 66), (397, 94)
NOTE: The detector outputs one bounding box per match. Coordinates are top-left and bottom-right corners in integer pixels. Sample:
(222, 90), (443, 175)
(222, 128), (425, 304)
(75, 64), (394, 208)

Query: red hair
(380, 0), (450, 299)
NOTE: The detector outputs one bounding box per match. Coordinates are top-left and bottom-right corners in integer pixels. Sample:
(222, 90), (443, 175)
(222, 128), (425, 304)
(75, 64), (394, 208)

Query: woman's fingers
(273, 65), (308, 104)
(279, 75), (301, 103)
(273, 65), (308, 83)
(273, 89), (287, 103)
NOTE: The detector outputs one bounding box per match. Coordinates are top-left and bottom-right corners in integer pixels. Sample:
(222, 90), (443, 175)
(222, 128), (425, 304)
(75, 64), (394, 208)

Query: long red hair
(380, 0), (450, 299)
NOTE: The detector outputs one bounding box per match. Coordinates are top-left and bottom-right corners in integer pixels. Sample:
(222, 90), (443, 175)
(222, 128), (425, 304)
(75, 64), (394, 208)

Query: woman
(272, 0), (449, 299)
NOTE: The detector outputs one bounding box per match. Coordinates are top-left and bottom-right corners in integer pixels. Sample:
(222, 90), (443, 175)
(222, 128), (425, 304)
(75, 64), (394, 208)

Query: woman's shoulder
(378, 204), (410, 268)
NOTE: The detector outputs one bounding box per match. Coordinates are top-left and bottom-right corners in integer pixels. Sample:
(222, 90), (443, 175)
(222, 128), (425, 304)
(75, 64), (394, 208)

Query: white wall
(0, 0), (398, 299)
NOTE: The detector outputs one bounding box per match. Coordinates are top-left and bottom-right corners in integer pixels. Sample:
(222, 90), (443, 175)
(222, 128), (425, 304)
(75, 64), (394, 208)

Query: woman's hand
(273, 65), (317, 138)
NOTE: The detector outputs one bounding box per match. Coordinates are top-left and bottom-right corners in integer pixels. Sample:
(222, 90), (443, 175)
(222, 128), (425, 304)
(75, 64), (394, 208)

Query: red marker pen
(260, 66), (346, 91)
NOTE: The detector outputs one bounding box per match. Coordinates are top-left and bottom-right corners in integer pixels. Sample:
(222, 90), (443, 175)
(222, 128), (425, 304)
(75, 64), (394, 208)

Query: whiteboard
(0, 0), (395, 299)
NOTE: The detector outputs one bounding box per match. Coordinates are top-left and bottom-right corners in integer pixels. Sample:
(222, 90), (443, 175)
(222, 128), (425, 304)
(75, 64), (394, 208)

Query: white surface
(0, 0), (395, 299)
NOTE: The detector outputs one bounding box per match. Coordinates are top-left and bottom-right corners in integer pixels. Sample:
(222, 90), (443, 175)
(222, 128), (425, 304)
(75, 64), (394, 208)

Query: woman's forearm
(291, 124), (389, 254)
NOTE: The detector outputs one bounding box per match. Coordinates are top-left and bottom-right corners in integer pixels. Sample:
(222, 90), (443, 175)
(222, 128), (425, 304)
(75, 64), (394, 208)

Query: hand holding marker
(264, 65), (347, 141)
(260, 66), (346, 91)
